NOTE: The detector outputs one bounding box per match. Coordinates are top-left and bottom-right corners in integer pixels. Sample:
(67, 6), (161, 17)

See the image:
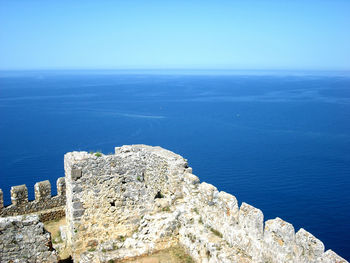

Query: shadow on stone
(58, 256), (73, 263)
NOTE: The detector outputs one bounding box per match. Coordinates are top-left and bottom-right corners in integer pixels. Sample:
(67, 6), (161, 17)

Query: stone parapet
(63, 145), (348, 263)
(0, 145), (347, 262)
(0, 177), (66, 219)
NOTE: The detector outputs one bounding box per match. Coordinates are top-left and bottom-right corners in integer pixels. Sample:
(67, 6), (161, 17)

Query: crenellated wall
(0, 177), (66, 221)
(63, 145), (348, 263)
(0, 145), (347, 262)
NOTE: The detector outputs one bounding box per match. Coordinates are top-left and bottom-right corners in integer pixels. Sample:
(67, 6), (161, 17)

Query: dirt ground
(44, 218), (193, 263)
(44, 217), (71, 261)
(119, 246), (194, 263)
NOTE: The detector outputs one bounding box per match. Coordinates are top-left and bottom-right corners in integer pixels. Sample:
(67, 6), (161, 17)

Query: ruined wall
(0, 177), (66, 221)
(179, 176), (347, 263)
(64, 145), (188, 262)
(0, 215), (58, 263)
(63, 145), (348, 263)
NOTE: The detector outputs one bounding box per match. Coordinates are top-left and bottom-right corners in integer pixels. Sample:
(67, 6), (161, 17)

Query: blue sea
(0, 70), (349, 259)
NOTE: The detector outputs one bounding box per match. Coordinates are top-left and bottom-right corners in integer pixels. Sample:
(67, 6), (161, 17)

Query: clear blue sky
(0, 0), (349, 70)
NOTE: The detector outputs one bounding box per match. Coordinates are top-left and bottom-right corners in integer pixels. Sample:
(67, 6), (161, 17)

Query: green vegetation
(118, 235), (125, 242)
(199, 217), (203, 224)
(171, 246), (194, 263)
(162, 206), (171, 212)
(210, 227), (223, 238)
(89, 150), (103, 157)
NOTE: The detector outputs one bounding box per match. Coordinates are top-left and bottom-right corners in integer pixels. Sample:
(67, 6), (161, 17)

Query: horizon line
(1, 68), (350, 72)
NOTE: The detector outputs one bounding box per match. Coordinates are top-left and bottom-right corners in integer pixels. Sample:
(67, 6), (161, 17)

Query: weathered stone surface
(0, 177), (66, 219)
(35, 180), (52, 201)
(318, 249), (348, 263)
(11, 184), (28, 206)
(63, 145), (348, 263)
(263, 217), (296, 262)
(0, 215), (58, 263)
(0, 188), (3, 209)
(64, 145), (188, 262)
(296, 228), (325, 262)
(0, 144), (347, 263)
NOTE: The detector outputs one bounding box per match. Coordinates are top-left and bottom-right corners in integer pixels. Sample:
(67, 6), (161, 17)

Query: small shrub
(118, 235), (125, 242)
(95, 152), (102, 157)
(210, 227), (223, 238)
(89, 150), (102, 157)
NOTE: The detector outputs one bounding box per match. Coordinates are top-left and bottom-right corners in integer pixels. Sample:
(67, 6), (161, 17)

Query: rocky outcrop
(0, 215), (58, 263)
(63, 145), (348, 263)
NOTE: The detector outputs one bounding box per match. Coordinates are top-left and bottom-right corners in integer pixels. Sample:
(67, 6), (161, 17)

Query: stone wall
(0, 215), (58, 263)
(64, 145), (187, 262)
(63, 145), (348, 263)
(0, 177), (66, 221)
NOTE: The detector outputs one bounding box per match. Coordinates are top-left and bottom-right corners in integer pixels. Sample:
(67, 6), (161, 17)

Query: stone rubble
(0, 215), (58, 263)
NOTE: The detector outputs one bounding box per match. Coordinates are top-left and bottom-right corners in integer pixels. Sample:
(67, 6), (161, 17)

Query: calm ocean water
(0, 70), (349, 259)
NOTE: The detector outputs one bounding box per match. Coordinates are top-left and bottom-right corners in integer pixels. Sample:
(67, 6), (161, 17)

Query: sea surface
(0, 70), (349, 259)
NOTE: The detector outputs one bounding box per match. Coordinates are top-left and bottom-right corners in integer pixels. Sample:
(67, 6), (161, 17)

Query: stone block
(184, 173), (200, 185)
(263, 217), (296, 262)
(57, 177), (66, 196)
(73, 209), (85, 218)
(10, 184), (28, 206)
(239, 202), (264, 239)
(34, 180), (52, 201)
(71, 169), (82, 181)
(264, 217), (295, 245)
(0, 189), (3, 209)
(217, 191), (239, 215)
(318, 249), (348, 263)
(296, 228), (324, 261)
(199, 182), (218, 204)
